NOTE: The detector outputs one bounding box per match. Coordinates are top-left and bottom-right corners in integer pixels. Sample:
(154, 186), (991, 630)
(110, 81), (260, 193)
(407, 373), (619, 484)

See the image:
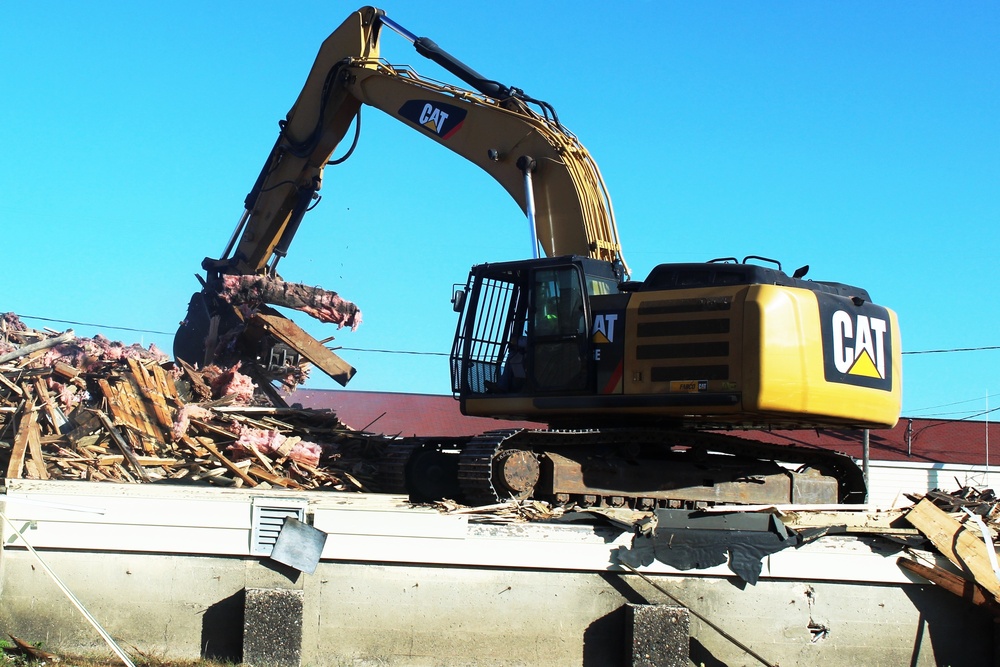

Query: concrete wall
(1, 480), (995, 666)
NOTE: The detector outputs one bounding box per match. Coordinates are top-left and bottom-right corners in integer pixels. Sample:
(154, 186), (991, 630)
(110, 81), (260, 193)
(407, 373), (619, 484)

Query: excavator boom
(207, 6), (626, 279)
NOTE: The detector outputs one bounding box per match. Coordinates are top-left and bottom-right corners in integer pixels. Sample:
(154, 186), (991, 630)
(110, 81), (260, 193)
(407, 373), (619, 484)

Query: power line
(904, 345), (1000, 355)
(16, 314), (175, 337)
(908, 391), (1000, 415)
(12, 313), (448, 357)
(338, 347), (448, 357)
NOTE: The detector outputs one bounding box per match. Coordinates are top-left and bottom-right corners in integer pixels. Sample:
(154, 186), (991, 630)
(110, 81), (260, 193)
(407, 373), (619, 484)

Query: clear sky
(3, 2), (997, 421)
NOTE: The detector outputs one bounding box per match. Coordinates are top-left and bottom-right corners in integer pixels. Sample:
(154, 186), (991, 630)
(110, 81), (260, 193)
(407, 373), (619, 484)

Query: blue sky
(3, 2), (997, 421)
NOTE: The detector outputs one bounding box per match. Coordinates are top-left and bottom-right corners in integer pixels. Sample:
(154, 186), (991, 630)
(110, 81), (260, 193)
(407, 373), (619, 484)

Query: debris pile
(897, 486), (1000, 615)
(0, 314), (385, 491)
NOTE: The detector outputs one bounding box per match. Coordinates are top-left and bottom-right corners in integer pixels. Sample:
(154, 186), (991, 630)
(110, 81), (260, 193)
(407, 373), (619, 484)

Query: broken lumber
(245, 309), (356, 386)
(6, 396), (37, 480)
(0, 329), (75, 364)
(905, 497), (1000, 600)
(897, 557), (1000, 615)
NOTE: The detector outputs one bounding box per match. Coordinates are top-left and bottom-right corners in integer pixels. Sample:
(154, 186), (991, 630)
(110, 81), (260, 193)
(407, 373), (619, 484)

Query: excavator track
(381, 437), (468, 501)
(380, 440), (421, 495)
(398, 428), (867, 509)
(456, 430), (521, 505)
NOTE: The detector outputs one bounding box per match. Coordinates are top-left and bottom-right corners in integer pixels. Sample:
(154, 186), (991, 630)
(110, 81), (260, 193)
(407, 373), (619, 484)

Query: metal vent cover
(250, 498), (307, 556)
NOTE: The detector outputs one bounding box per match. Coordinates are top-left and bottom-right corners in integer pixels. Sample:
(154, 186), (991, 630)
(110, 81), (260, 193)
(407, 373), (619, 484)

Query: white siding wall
(864, 460), (994, 507)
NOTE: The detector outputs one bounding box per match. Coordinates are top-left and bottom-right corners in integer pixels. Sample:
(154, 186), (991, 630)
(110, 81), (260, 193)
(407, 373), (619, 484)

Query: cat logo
(397, 100), (467, 139)
(831, 311), (887, 379)
(817, 293), (893, 391)
(592, 313), (618, 344)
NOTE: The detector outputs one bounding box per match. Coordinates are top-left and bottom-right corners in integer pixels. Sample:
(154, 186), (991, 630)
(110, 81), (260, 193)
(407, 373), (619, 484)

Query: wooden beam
(6, 395), (36, 479)
(897, 557), (1000, 615)
(179, 435), (258, 487)
(91, 409), (151, 482)
(25, 417), (47, 480)
(246, 310), (355, 386)
(905, 498), (1000, 600)
(780, 507), (919, 536)
(0, 329), (75, 365)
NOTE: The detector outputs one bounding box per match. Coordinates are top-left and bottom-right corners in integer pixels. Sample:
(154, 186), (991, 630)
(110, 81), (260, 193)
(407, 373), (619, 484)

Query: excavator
(176, 6), (902, 509)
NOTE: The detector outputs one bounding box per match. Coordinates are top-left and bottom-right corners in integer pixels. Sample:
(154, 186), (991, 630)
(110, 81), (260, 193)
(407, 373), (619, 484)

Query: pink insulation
(41, 334), (168, 371)
(230, 426), (322, 467)
(216, 274), (362, 330)
(171, 404), (215, 441)
(201, 362), (257, 404)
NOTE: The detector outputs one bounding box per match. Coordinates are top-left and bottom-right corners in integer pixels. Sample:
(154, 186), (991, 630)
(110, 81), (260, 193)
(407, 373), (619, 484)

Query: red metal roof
(727, 419), (997, 466)
(291, 389), (998, 466)
(291, 389), (538, 437)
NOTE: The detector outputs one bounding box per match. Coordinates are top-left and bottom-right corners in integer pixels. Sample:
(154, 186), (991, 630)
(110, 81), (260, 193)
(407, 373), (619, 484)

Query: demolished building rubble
(0, 313), (383, 491)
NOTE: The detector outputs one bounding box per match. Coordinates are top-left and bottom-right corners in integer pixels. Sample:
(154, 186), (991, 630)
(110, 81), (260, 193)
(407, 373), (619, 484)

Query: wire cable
(15, 314), (174, 336)
(904, 345), (1000, 355)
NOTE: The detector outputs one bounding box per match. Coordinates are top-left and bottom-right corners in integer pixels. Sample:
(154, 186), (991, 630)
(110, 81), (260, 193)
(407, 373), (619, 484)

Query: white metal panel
(2, 493), (249, 529)
(764, 535), (921, 584)
(3, 520), (249, 555)
(864, 460), (992, 508)
(314, 507), (467, 539)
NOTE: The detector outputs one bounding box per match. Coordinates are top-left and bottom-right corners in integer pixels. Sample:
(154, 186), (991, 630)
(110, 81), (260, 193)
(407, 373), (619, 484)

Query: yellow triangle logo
(848, 349), (882, 379)
(592, 330), (610, 344)
(423, 120), (439, 133)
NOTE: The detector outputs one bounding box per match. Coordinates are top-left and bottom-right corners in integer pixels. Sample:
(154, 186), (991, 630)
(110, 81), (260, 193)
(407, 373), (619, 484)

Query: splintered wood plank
(897, 557), (1000, 614)
(906, 498), (1000, 600)
(122, 374), (163, 447)
(247, 465), (302, 489)
(99, 377), (136, 429)
(0, 372), (24, 397)
(179, 435), (258, 487)
(247, 311), (356, 386)
(25, 417), (47, 480)
(51, 361), (81, 381)
(177, 358), (213, 401)
(34, 376), (66, 435)
(127, 358), (177, 433)
(7, 396), (36, 479)
(98, 375), (165, 450)
(91, 409), (151, 482)
(150, 362), (180, 401)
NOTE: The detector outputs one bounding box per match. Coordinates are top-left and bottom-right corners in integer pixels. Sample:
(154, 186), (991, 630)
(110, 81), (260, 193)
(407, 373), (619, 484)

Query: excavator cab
(451, 256), (619, 409)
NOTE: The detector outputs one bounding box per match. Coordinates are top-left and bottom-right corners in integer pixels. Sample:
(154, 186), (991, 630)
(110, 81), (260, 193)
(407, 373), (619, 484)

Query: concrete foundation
(626, 604), (689, 667)
(0, 480), (995, 666)
(244, 588), (304, 667)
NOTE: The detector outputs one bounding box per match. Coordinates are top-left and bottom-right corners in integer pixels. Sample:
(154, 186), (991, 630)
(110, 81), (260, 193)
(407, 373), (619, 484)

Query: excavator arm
(204, 6), (627, 278)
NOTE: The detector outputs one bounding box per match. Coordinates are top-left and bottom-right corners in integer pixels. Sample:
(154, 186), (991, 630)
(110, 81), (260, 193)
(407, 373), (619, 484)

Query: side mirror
(451, 287), (467, 313)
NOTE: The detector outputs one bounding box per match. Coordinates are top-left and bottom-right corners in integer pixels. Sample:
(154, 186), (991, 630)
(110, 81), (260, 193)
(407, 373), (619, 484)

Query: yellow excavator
(176, 6), (902, 508)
